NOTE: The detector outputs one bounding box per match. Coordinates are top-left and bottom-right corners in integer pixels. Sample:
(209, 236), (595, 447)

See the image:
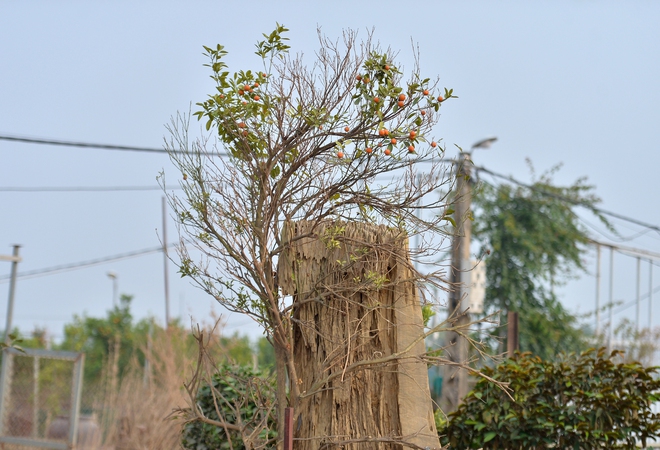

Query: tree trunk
(278, 221), (440, 450)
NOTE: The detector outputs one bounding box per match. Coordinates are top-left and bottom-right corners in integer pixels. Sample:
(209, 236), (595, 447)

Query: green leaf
(483, 431), (497, 443)
(442, 216), (456, 227)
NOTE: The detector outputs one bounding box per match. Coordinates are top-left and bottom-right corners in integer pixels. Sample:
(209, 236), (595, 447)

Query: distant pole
(442, 152), (473, 412)
(162, 196), (171, 328)
(649, 260), (653, 330)
(143, 320), (153, 388)
(506, 311), (519, 357)
(636, 256), (641, 334)
(107, 272), (118, 307)
(608, 247), (614, 351)
(3, 245), (21, 344)
(32, 356), (39, 438)
(595, 244), (601, 336)
(441, 138), (496, 412)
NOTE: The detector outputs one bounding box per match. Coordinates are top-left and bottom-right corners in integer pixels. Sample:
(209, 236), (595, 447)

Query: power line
(0, 134), (228, 156)
(611, 282), (660, 316)
(579, 215), (657, 244)
(477, 174), (660, 255)
(475, 165), (660, 235)
(5, 132), (660, 235)
(590, 239), (660, 261)
(0, 244), (177, 283)
(0, 186), (184, 192)
(0, 134), (170, 153)
(0, 134), (448, 162)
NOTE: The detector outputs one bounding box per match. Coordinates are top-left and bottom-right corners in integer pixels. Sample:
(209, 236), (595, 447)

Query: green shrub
(440, 348), (660, 449)
(181, 364), (276, 450)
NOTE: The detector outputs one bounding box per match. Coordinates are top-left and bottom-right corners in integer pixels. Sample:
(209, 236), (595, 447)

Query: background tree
(164, 25), (481, 447)
(473, 164), (604, 359)
(56, 294), (257, 412)
(60, 294), (142, 387)
(256, 336), (276, 370)
(6, 297), (266, 447)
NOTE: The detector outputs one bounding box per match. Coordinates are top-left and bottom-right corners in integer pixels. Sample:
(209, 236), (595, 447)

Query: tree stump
(278, 220), (440, 449)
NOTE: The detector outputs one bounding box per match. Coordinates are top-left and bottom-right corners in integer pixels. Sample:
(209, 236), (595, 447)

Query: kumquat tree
(163, 25), (496, 449)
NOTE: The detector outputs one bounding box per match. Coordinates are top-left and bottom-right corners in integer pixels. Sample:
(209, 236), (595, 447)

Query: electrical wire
(0, 244), (177, 283)
(477, 172), (660, 258)
(0, 134), (228, 156)
(475, 165), (660, 235)
(0, 133), (450, 162)
(5, 132), (660, 254)
(610, 281), (660, 316)
(3, 130), (659, 239)
(580, 215), (658, 244)
(0, 186), (184, 192)
(0, 134), (170, 153)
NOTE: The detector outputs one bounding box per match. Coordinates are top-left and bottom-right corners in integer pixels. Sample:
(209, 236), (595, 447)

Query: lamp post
(471, 136), (498, 151)
(2, 245), (22, 344)
(107, 271), (118, 307)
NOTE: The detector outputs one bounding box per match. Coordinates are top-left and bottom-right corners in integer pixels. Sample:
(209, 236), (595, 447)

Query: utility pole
(649, 260), (653, 330)
(608, 247), (614, 351)
(636, 256), (641, 334)
(440, 138), (496, 412)
(162, 196), (171, 329)
(506, 311), (519, 357)
(2, 245), (21, 344)
(595, 244), (601, 336)
(107, 271), (118, 307)
(441, 152), (473, 412)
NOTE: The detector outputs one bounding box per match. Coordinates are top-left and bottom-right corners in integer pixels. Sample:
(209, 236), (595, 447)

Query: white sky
(1, 1), (659, 343)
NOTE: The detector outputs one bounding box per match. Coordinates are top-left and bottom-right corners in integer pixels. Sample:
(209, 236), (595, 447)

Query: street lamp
(471, 136), (498, 151)
(106, 271), (118, 307)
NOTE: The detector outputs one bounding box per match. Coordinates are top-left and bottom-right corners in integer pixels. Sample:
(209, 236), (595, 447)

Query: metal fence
(0, 348), (87, 449)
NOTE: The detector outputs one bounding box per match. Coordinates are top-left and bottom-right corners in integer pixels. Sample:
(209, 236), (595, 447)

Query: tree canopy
(473, 165), (604, 358)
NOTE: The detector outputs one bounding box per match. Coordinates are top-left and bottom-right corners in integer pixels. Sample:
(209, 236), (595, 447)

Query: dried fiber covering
(278, 220), (439, 450)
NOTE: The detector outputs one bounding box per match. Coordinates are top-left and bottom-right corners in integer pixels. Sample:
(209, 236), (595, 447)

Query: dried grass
(94, 326), (193, 450)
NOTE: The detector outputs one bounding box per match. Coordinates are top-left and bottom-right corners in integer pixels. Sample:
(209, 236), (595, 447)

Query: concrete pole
(608, 247), (614, 351)
(636, 256), (641, 335)
(112, 277), (118, 307)
(32, 357), (39, 438)
(143, 319), (152, 388)
(162, 196), (171, 328)
(649, 260), (653, 331)
(107, 272), (118, 307)
(506, 311), (519, 357)
(3, 245), (21, 344)
(442, 152), (472, 412)
(595, 244), (601, 336)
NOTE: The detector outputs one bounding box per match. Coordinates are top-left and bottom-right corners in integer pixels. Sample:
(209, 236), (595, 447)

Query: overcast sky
(1, 1), (659, 344)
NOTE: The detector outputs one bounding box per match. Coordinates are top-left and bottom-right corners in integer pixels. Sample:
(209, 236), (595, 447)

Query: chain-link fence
(0, 347), (92, 449)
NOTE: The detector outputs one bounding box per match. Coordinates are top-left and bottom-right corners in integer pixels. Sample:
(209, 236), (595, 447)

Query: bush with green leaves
(440, 349), (660, 449)
(181, 363), (276, 450)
